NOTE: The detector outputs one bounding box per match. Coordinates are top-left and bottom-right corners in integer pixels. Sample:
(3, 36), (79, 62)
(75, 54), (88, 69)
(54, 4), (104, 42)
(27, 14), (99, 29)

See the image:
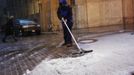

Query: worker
(57, 0), (73, 47)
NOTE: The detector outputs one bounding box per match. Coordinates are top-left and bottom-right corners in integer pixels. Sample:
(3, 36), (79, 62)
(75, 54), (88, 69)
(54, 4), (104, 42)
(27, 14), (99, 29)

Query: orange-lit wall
(40, 0), (134, 31)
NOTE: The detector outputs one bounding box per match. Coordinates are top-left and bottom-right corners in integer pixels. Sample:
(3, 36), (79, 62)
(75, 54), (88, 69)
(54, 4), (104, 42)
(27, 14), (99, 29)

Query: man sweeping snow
(57, 0), (73, 47)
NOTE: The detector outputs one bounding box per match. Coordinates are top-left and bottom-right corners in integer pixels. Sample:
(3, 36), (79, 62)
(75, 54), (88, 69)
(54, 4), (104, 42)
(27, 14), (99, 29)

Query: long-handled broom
(62, 18), (93, 55)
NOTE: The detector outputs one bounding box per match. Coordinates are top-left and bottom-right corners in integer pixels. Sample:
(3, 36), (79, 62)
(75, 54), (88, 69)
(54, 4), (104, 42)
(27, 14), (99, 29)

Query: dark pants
(2, 31), (17, 42)
(62, 20), (73, 44)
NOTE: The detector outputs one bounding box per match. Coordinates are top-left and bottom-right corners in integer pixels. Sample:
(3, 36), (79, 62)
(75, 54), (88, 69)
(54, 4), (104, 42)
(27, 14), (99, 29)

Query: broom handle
(62, 18), (82, 51)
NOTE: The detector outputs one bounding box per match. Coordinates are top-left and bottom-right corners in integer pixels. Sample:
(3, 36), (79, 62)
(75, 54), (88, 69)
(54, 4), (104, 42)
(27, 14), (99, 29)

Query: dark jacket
(3, 19), (15, 35)
(57, 5), (73, 21)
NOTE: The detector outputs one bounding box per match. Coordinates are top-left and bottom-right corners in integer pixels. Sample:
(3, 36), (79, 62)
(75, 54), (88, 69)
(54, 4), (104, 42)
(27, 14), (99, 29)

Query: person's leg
(62, 22), (68, 46)
(2, 34), (7, 42)
(66, 21), (73, 47)
(66, 28), (72, 43)
(12, 34), (17, 42)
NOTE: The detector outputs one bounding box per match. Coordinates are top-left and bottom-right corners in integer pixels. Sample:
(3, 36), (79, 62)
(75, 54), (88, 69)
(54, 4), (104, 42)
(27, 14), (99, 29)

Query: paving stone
(0, 33), (77, 75)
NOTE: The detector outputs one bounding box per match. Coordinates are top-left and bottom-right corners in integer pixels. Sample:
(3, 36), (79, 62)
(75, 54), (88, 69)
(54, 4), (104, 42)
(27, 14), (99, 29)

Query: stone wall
(40, 0), (134, 31)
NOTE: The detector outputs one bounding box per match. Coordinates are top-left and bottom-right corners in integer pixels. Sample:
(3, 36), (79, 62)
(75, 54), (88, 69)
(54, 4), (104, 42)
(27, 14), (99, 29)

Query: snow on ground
(28, 32), (134, 75)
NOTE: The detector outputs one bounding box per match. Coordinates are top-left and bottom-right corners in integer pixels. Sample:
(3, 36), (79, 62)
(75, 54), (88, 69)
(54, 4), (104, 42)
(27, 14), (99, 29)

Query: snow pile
(28, 33), (134, 75)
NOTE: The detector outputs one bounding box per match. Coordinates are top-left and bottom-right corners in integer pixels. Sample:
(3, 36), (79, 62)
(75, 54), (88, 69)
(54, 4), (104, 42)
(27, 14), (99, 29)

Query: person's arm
(69, 6), (72, 17)
(57, 7), (62, 20)
(68, 6), (73, 20)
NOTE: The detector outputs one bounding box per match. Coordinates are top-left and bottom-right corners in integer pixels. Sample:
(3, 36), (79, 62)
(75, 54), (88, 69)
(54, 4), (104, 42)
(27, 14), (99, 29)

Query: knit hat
(59, 0), (67, 4)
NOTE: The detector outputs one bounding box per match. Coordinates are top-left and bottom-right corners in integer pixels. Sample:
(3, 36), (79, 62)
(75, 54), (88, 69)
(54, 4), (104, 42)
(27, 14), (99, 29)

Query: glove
(62, 18), (67, 22)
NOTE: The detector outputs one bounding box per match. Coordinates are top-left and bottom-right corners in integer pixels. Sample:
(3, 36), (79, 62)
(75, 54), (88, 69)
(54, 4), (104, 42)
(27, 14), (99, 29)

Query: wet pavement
(0, 30), (123, 75)
(0, 32), (77, 75)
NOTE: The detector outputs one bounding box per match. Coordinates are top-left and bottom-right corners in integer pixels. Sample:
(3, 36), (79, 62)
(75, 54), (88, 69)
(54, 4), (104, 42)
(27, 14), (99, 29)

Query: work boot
(14, 38), (18, 42)
(66, 43), (72, 47)
(2, 39), (6, 43)
(61, 43), (67, 46)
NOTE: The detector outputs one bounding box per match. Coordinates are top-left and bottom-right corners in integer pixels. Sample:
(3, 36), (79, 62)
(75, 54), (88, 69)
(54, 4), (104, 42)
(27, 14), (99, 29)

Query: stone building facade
(39, 0), (134, 32)
(6, 0), (40, 21)
(6, 0), (134, 32)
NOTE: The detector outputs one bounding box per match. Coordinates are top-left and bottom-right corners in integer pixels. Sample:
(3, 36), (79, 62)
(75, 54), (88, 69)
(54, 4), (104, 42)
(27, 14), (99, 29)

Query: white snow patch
(23, 69), (31, 75)
(28, 33), (134, 75)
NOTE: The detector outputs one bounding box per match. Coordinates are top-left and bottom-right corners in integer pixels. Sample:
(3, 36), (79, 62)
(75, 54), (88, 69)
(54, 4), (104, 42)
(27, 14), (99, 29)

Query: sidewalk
(0, 30), (126, 75)
(0, 32), (78, 75)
